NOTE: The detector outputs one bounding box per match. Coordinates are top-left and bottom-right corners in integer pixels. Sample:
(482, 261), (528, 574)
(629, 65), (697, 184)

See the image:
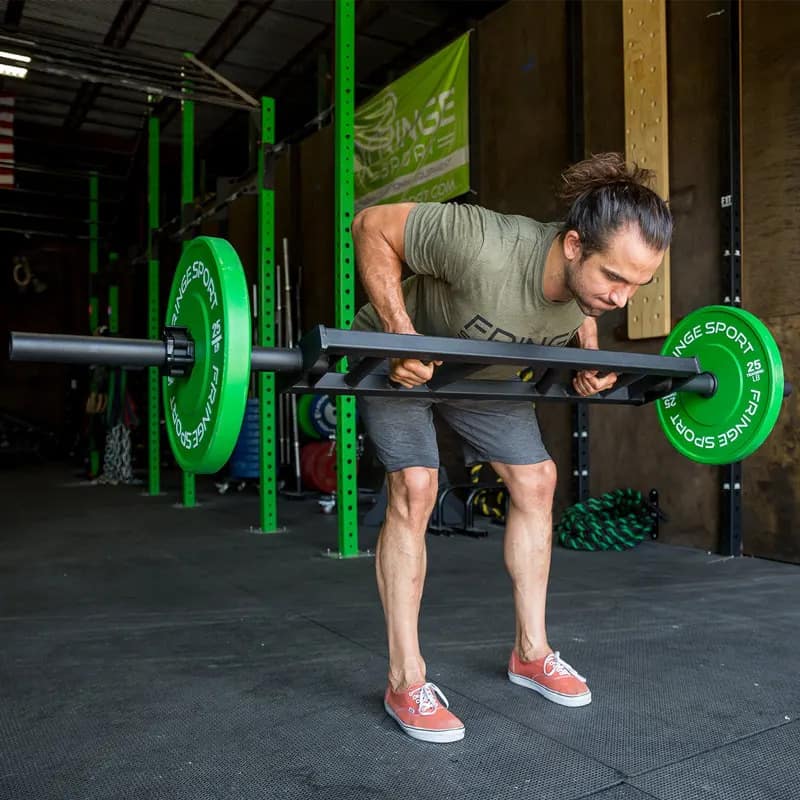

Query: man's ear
(563, 229), (582, 261)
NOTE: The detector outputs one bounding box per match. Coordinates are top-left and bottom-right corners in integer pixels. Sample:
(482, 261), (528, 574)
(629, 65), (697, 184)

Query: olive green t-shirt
(352, 202), (586, 379)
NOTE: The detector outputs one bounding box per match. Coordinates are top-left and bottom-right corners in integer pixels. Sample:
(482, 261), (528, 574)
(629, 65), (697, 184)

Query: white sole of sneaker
(383, 701), (466, 743)
(507, 671), (592, 707)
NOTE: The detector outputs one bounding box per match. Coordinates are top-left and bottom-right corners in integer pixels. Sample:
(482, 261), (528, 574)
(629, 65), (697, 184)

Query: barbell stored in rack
(7, 237), (789, 473)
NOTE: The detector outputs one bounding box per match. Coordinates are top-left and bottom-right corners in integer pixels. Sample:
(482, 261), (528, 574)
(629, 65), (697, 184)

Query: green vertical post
(147, 113), (161, 496)
(258, 96), (279, 533)
(108, 253), (119, 334)
(108, 254), (123, 433)
(108, 287), (119, 333)
(88, 172), (100, 477)
(334, 0), (359, 557)
(89, 172), (99, 331)
(180, 72), (197, 508)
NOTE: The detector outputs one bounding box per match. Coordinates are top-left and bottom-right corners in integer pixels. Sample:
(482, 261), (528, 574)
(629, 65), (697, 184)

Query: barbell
(8, 237), (788, 474)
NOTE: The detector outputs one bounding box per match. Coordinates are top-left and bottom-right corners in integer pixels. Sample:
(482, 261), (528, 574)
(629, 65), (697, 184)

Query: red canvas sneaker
(508, 650), (592, 707)
(384, 681), (465, 743)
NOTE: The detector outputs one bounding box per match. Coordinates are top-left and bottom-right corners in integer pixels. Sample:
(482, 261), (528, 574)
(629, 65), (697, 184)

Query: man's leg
(490, 460), (557, 661)
(357, 394), (465, 741)
(492, 459), (591, 706)
(376, 467), (466, 741)
(375, 466), (437, 691)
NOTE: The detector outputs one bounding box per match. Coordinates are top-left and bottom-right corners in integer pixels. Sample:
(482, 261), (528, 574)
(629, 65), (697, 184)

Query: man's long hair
(558, 152), (673, 258)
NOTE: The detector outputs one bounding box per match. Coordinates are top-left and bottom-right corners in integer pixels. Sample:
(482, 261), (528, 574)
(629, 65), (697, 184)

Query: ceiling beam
(115, 2), (278, 245)
(199, 0), (389, 155)
(197, 0), (275, 65)
(3, 0), (25, 28)
(64, 0), (151, 131)
(155, 0), (275, 131)
(257, 0), (387, 106)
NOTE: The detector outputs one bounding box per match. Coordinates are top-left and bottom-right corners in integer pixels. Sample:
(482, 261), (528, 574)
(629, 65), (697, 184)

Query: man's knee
(492, 460), (557, 510)
(386, 467), (438, 525)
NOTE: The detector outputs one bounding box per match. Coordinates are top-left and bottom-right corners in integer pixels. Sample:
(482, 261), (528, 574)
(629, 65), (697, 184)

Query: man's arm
(572, 317), (619, 397)
(575, 317), (599, 349)
(351, 202), (441, 387)
(351, 202), (417, 335)
(578, 317), (600, 350)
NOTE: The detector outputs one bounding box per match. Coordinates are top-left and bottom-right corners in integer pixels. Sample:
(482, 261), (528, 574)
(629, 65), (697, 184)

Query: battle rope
(556, 488), (660, 551)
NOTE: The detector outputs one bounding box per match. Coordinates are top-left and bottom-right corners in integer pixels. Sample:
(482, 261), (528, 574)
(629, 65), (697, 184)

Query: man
(351, 153), (673, 743)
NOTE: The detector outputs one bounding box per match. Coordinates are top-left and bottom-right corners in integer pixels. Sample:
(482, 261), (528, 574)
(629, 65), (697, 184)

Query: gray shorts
(357, 393), (551, 473)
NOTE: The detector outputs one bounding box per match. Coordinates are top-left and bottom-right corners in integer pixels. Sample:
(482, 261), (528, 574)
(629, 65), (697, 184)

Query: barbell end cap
(162, 326), (195, 378)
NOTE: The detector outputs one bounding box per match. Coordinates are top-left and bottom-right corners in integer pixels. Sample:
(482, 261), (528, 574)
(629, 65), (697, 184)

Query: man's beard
(565, 261), (602, 317)
(576, 298), (604, 317)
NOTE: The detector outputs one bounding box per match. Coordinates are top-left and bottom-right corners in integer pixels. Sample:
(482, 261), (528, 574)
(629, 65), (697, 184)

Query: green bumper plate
(656, 305), (784, 464)
(297, 394), (320, 439)
(163, 237), (251, 474)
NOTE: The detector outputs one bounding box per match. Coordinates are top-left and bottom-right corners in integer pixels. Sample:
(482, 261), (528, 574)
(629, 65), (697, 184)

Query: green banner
(354, 33), (470, 209)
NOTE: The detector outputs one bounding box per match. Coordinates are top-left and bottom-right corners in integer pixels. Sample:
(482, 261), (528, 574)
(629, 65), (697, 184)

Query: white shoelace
(543, 651), (586, 682)
(409, 682), (450, 715)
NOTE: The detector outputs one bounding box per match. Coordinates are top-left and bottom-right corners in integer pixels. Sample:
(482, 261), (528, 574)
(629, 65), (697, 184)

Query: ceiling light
(0, 51), (31, 63)
(0, 63), (27, 79)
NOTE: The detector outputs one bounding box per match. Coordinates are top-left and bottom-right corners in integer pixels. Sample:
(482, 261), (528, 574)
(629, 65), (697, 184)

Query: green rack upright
(258, 96), (279, 533)
(334, 0), (360, 557)
(147, 112), (161, 496)
(181, 74), (196, 508)
(88, 171), (100, 476)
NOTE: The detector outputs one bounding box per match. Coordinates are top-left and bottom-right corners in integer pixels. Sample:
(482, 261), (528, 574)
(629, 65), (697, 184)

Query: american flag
(0, 95), (13, 189)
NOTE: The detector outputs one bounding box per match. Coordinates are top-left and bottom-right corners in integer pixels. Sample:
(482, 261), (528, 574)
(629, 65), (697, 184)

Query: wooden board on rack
(623, 0), (671, 339)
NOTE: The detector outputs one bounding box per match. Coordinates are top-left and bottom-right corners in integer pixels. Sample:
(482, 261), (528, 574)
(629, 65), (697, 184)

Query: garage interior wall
(580, 0), (726, 552)
(475, 0), (574, 510)
(740, 0), (800, 563)
(213, 0), (794, 559)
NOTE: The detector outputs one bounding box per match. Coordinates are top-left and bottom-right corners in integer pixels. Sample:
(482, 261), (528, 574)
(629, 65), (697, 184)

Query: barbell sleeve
(10, 331), (304, 376)
(251, 346), (304, 374)
(674, 372), (717, 398)
(9, 332), (166, 368)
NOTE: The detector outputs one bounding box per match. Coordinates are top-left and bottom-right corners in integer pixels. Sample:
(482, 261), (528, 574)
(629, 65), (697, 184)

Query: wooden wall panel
(298, 125), (335, 330)
(742, 314), (800, 562)
(740, 0), (800, 562)
(583, 0), (625, 156)
(476, 0), (574, 511)
(477, 0), (569, 220)
(227, 195), (258, 286)
(741, 0), (800, 321)
(623, 0), (671, 339)
(587, 0), (725, 549)
(663, 1), (725, 320)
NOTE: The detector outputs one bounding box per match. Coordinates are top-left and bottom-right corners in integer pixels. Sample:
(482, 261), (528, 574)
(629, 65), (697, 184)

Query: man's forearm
(576, 317), (598, 349)
(352, 211), (415, 334)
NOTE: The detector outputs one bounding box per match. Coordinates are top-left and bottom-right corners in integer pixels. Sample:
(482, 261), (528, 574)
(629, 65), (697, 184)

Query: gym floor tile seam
(575, 781), (663, 800)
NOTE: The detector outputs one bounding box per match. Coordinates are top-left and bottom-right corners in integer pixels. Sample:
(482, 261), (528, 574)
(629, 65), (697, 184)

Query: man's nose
(609, 288), (630, 308)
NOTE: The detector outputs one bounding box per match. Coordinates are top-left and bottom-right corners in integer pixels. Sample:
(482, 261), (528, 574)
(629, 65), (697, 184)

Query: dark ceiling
(0, 0), (507, 247)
